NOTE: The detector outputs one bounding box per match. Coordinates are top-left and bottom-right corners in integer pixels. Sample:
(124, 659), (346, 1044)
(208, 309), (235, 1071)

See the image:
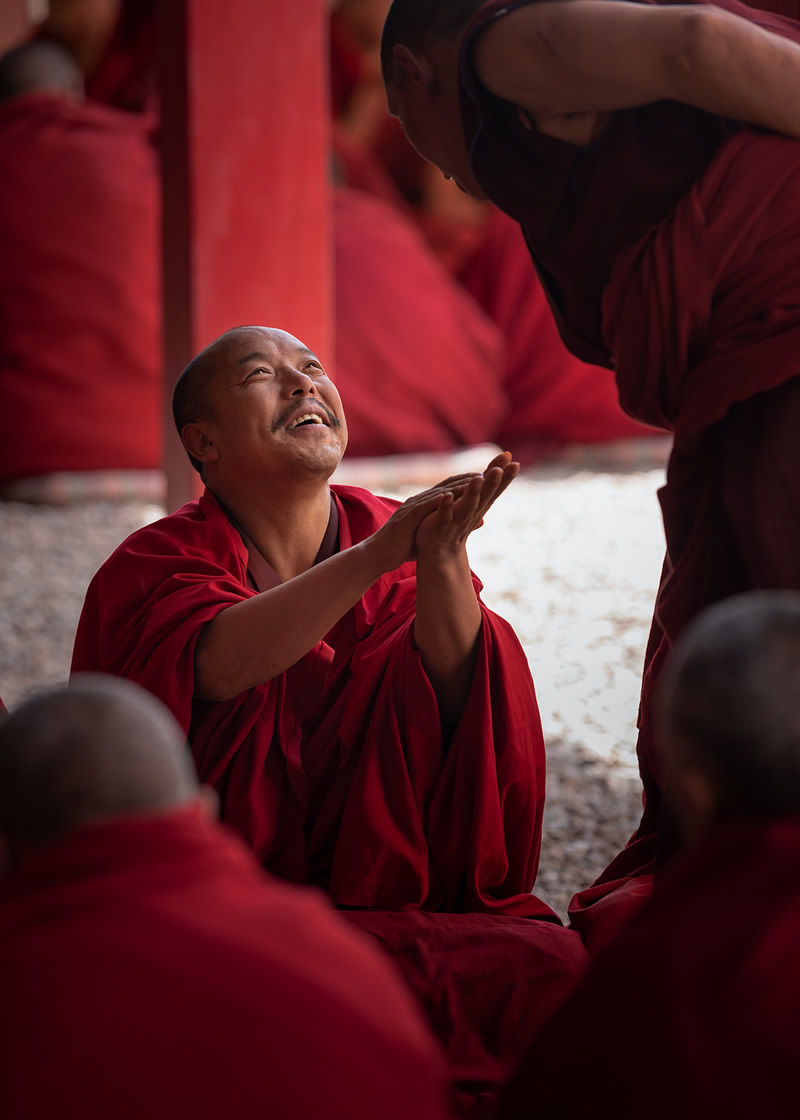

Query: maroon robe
(0, 806), (448, 1120)
(71, 484), (587, 1114)
(461, 0), (800, 943)
(499, 817), (800, 1119)
(0, 91), (160, 483)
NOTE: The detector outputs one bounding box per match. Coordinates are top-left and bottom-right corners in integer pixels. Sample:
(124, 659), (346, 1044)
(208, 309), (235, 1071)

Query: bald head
(0, 675), (198, 850)
(0, 41), (83, 104)
(172, 325), (338, 476)
(380, 0), (482, 85)
(658, 592), (800, 827)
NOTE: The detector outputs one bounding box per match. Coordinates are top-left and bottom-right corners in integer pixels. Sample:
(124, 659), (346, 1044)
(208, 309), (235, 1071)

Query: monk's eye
(304, 361), (324, 374)
(245, 367), (270, 381)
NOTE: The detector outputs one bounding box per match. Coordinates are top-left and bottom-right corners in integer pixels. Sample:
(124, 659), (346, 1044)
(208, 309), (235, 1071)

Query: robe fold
(570, 127), (800, 942)
(0, 92), (160, 482)
(72, 484), (587, 1112)
(0, 807), (448, 1120)
(460, 0), (800, 944)
(500, 818), (800, 1119)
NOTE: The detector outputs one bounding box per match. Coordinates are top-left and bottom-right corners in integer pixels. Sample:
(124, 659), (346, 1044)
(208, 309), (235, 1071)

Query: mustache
(273, 401), (341, 432)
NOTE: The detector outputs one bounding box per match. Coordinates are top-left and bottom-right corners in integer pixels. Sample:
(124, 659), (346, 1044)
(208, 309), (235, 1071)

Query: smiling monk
(71, 325), (587, 1116)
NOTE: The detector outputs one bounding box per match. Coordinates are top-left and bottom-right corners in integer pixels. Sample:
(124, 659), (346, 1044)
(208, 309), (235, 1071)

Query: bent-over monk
(381, 0), (800, 943)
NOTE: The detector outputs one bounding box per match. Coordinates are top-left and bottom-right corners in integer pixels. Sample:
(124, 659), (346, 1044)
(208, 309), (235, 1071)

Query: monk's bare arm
(413, 453), (519, 726)
(474, 2), (800, 145)
(194, 478), (476, 702)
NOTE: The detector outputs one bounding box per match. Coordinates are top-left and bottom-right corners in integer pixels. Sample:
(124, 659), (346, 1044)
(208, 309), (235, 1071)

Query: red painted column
(159, 0), (331, 509)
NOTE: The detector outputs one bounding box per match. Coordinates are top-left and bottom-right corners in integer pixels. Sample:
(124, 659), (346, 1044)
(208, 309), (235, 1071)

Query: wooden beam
(158, 0), (331, 510)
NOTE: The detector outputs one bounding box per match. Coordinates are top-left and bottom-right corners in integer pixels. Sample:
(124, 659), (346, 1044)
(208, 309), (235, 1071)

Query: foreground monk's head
(381, 0), (485, 197)
(658, 592), (800, 841)
(0, 41), (84, 104)
(0, 675), (201, 870)
(173, 326), (347, 491)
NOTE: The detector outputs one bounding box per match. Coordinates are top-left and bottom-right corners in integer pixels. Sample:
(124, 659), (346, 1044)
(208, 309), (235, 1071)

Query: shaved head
(0, 675), (198, 849)
(0, 41), (83, 104)
(380, 0), (483, 85)
(172, 326), (313, 475)
(658, 592), (800, 822)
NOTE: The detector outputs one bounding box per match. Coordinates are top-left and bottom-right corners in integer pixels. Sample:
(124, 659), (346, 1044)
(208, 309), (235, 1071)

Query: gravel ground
(0, 458), (667, 918)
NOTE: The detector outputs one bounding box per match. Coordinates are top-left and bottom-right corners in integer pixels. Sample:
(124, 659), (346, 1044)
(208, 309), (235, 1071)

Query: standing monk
(0, 675), (448, 1120)
(381, 0), (800, 943)
(71, 326), (587, 1116)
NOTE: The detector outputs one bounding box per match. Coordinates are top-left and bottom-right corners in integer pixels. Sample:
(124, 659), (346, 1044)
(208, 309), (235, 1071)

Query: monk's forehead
(209, 326), (315, 367)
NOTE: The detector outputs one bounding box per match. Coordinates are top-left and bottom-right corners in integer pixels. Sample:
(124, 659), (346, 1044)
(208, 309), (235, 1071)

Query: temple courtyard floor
(0, 440), (669, 918)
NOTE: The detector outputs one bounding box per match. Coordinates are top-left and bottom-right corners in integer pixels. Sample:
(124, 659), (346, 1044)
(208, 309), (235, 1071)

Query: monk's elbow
(193, 627), (242, 703)
(666, 6), (727, 91)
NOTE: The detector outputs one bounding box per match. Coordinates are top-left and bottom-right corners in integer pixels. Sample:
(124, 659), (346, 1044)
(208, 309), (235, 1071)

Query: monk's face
(196, 328), (347, 484)
(386, 56), (487, 200)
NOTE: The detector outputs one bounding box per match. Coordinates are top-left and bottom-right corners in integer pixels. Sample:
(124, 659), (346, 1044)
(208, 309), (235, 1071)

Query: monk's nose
(283, 367), (315, 395)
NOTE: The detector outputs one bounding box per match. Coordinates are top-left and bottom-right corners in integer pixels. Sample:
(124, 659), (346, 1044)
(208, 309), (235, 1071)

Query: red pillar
(159, 0), (331, 510)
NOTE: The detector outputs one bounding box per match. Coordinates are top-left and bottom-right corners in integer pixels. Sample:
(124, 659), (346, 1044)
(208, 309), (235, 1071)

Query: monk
(71, 325), (587, 1115)
(0, 40), (159, 490)
(0, 675), (448, 1120)
(500, 591), (800, 1119)
(381, 0), (800, 943)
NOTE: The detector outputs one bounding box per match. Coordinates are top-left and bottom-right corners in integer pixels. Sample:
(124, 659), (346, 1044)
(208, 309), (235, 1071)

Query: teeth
(288, 413), (324, 430)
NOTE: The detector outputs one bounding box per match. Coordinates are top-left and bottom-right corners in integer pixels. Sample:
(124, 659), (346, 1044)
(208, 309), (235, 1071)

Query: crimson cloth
(0, 806), (448, 1120)
(71, 484), (587, 1113)
(333, 186), (507, 456)
(500, 817), (800, 1119)
(461, 0), (800, 944)
(0, 92), (160, 482)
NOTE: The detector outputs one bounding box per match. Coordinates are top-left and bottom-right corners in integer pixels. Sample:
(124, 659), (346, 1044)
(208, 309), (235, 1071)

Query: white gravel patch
(0, 462), (666, 918)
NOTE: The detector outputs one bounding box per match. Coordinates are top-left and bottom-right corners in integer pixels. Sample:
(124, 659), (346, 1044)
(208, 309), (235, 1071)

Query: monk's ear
(669, 758), (718, 844)
(392, 44), (433, 87)
(195, 784), (220, 820)
(181, 423), (220, 465)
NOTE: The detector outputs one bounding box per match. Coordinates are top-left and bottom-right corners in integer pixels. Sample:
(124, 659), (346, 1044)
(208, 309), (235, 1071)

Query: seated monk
(0, 40), (159, 492)
(500, 591), (800, 1119)
(71, 325), (587, 1115)
(0, 675), (448, 1120)
(381, 0), (800, 944)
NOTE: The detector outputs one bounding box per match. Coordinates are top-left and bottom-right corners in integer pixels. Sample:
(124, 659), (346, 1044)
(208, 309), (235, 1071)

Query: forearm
(413, 549), (483, 727)
(195, 540), (387, 701)
(476, 3), (800, 140)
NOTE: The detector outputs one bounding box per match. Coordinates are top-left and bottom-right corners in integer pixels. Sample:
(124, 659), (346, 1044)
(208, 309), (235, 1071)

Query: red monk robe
(458, 0), (800, 944)
(500, 817), (800, 1120)
(0, 805), (448, 1120)
(0, 90), (160, 483)
(71, 484), (587, 1115)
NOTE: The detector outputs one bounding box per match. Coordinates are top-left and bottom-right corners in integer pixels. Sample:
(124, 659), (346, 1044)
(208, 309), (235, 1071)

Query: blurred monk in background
(72, 325), (587, 1116)
(0, 675), (448, 1120)
(500, 592), (800, 1120)
(0, 39), (160, 494)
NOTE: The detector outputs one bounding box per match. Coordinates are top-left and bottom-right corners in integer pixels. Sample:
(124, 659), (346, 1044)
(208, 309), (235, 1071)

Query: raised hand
(414, 452), (520, 558)
(365, 470), (483, 574)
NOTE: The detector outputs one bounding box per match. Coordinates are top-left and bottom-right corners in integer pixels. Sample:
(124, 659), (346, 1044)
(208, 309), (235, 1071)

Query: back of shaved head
(0, 675), (198, 846)
(658, 592), (800, 820)
(380, 0), (484, 84)
(0, 41), (83, 104)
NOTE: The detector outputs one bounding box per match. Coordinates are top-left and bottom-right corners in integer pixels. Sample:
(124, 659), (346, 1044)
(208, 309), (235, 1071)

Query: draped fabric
(0, 808), (448, 1120)
(0, 92), (160, 482)
(501, 818), (800, 1119)
(71, 484), (587, 1113)
(569, 128), (800, 943)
